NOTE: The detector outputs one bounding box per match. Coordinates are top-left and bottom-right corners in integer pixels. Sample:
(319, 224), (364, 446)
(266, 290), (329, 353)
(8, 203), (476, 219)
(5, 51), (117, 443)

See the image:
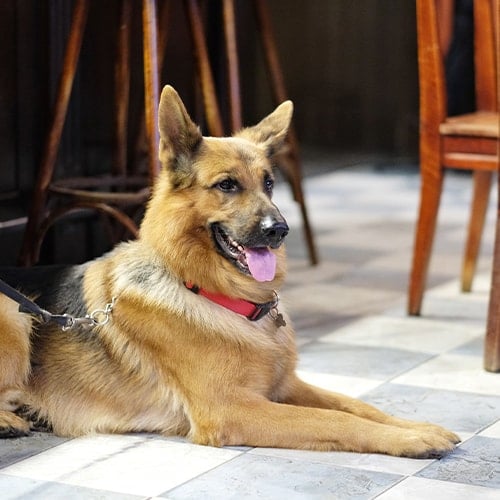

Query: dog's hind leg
(0, 294), (33, 437)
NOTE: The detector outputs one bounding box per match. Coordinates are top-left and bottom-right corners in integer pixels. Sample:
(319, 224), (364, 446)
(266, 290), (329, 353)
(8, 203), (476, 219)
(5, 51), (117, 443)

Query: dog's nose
(261, 217), (289, 248)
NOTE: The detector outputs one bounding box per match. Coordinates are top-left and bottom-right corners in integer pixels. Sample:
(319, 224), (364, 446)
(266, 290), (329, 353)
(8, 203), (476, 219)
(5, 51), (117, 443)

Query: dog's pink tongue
(245, 248), (276, 282)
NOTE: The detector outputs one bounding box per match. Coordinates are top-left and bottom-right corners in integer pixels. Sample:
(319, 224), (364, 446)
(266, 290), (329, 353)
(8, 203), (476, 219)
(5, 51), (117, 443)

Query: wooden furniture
(484, 0), (500, 372)
(18, 0), (161, 266)
(408, 0), (499, 317)
(19, 0), (317, 267)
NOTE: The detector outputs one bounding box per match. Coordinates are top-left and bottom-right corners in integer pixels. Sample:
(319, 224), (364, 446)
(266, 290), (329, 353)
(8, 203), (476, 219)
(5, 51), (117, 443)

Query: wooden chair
(408, 0), (499, 316)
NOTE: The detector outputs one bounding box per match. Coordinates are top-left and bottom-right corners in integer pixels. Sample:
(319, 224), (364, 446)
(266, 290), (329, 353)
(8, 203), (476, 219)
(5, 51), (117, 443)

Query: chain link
(61, 297), (117, 331)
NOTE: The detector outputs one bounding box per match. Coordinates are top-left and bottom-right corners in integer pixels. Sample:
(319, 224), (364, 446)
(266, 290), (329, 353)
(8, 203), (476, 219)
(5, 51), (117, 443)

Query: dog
(0, 85), (459, 457)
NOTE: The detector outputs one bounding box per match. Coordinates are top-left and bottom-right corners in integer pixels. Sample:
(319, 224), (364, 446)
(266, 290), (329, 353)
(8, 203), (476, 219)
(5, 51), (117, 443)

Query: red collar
(184, 281), (278, 321)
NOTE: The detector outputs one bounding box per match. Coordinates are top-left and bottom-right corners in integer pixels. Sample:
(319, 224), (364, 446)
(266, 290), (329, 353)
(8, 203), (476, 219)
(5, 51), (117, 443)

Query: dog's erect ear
(236, 100), (293, 158)
(158, 85), (202, 164)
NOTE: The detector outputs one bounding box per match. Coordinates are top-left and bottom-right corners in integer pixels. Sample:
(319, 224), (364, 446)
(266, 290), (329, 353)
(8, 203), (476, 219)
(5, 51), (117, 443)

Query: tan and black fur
(0, 86), (459, 457)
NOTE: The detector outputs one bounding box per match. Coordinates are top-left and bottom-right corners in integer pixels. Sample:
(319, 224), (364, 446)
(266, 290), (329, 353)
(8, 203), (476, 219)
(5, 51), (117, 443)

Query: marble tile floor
(0, 165), (498, 499)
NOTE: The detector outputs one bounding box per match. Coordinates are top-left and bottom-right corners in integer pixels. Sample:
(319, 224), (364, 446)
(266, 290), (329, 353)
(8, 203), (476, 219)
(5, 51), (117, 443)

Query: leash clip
(87, 296), (117, 327)
(60, 297), (117, 331)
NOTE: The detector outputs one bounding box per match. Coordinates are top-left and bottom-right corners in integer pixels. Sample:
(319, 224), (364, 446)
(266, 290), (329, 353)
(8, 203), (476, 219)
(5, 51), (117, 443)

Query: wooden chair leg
(18, 0), (90, 267)
(461, 170), (493, 292)
(485, 177), (500, 372)
(408, 164), (444, 315)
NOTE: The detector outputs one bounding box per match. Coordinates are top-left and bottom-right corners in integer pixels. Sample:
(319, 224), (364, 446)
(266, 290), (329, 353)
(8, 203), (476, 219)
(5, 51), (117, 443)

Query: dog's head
(141, 86), (293, 300)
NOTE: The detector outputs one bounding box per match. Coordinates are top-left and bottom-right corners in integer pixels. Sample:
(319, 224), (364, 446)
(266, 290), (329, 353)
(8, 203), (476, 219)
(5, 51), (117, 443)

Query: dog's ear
(158, 85), (202, 165)
(236, 100), (293, 158)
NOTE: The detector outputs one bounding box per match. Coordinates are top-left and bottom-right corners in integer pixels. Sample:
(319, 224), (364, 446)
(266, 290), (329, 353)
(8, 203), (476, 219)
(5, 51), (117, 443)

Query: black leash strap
(0, 277), (73, 328)
(0, 276), (117, 330)
(0, 276), (116, 330)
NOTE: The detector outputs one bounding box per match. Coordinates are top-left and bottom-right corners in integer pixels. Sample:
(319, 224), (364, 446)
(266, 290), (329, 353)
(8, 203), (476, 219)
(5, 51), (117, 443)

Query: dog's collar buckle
(185, 282), (285, 326)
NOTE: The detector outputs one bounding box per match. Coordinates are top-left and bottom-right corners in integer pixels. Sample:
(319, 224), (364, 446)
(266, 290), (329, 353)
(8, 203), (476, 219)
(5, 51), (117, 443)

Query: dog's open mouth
(211, 224), (276, 282)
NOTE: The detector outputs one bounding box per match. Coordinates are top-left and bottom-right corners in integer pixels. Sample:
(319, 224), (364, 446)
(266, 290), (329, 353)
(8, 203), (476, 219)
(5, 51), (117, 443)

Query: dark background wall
(0, 0), (419, 265)
(246, 1), (419, 155)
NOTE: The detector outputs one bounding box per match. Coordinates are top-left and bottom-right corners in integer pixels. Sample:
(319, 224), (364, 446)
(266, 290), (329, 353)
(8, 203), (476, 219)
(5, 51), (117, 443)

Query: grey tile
(362, 384), (500, 433)
(0, 474), (141, 500)
(0, 433), (68, 469)
(451, 336), (485, 357)
(335, 267), (413, 293)
(164, 453), (402, 499)
(285, 283), (402, 318)
(417, 436), (500, 489)
(297, 342), (432, 379)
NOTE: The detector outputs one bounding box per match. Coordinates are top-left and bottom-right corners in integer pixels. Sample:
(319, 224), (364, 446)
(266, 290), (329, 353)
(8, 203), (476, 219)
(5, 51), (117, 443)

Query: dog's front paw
(0, 410), (30, 438)
(411, 422), (461, 446)
(391, 416), (461, 450)
(388, 427), (459, 459)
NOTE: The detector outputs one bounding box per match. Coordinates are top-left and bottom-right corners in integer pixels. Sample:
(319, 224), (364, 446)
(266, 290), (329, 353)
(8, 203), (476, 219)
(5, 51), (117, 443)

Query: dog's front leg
(189, 395), (457, 458)
(276, 374), (460, 448)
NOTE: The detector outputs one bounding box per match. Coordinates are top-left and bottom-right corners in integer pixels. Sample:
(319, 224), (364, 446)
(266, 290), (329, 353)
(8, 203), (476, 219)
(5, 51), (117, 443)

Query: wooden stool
(18, 0), (161, 266)
(20, 0), (317, 267)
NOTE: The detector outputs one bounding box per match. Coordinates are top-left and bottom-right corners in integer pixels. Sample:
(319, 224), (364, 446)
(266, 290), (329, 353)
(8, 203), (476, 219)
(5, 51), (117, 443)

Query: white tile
(377, 476), (500, 500)
(249, 447), (433, 477)
(479, 420), (500, 438)
(1, 434), (241, 497)
(392, 354), (500, 396)
(420, 296), (489, 323)
(318, 315), (483, 354)
(296, 370), (383, 397)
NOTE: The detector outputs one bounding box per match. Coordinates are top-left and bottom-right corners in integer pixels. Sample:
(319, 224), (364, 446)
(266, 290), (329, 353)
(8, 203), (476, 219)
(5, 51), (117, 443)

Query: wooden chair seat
(440, 111), (500, 138)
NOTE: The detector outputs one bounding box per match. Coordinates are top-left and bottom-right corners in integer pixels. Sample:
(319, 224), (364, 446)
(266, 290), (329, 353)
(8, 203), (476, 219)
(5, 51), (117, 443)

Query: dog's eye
(264, 176), (274, 194)
(215, 179), (239, 193)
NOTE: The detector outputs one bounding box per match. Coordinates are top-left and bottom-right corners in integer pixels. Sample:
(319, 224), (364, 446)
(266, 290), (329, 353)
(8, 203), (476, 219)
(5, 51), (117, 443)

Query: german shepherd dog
(0, 86), (459, 457)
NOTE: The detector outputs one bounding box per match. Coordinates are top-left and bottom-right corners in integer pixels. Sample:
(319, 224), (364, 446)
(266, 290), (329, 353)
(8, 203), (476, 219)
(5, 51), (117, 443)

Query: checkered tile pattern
(1, 164), (498, 499)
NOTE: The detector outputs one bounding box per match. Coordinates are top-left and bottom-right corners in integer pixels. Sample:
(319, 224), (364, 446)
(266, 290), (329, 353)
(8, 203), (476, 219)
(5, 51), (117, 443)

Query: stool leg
(461, 170), (493, 292)
(133, 0), (172, 174)
(184, 0), (224, 137)
(142, 0), (161, 180)
(114, 0), (133, 177)
(18, 0), (90, 266)
(222, 0), (243, 131)
(253, 0), (318, 265)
